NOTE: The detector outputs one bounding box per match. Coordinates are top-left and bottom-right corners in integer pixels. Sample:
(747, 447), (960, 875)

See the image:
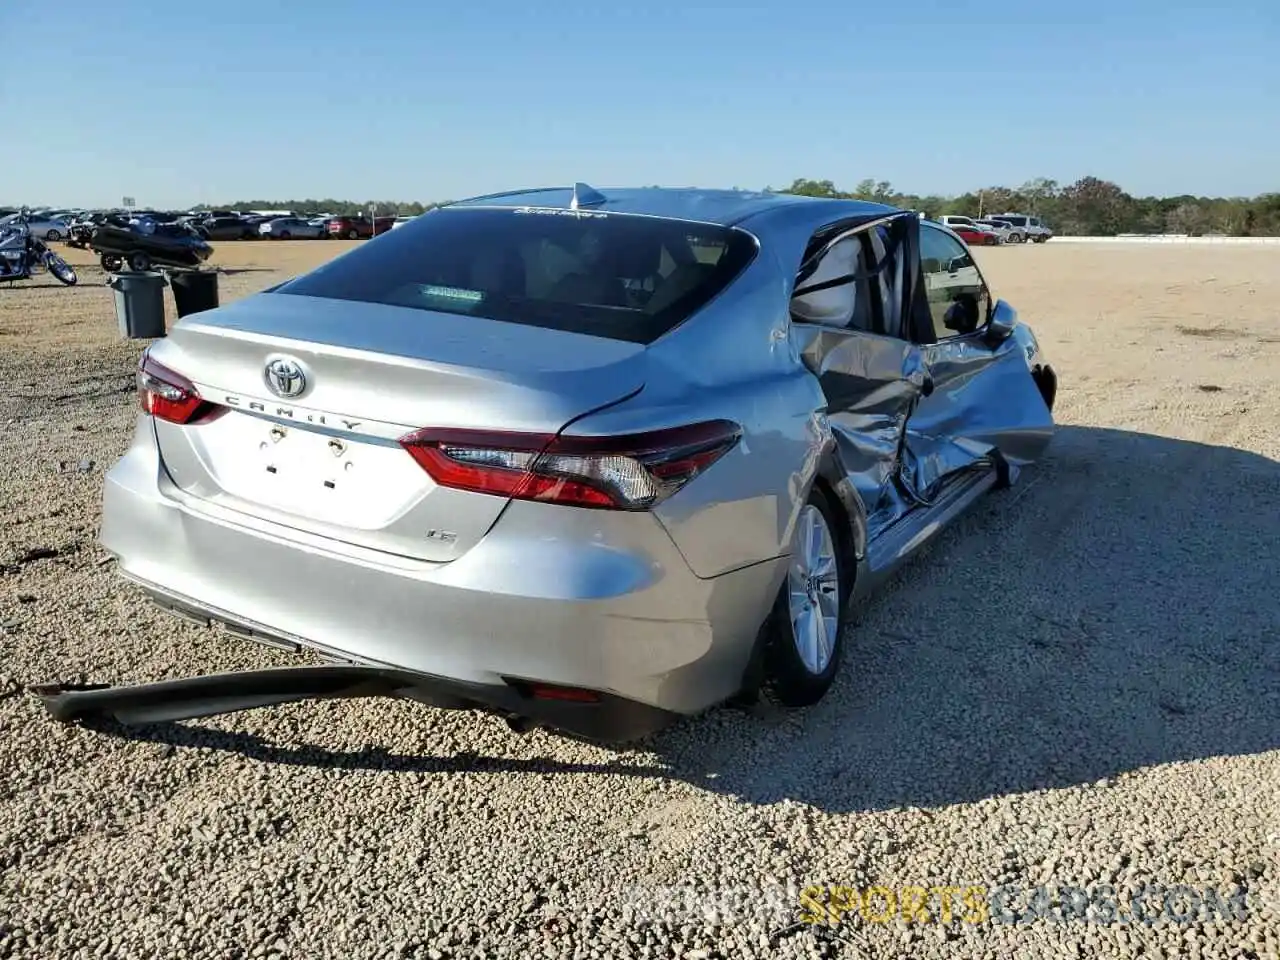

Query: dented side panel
(787, 214), (1056, 551)
(906, 324), (1055, 500)
(790, 325), (929, 540)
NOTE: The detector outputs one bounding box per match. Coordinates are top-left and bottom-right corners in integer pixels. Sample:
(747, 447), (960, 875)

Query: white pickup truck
(985, 213), (1054, 244)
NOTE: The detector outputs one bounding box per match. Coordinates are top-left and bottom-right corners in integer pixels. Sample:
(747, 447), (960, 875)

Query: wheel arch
(811, 446), (868, 575)
(735, 452), (864, 706)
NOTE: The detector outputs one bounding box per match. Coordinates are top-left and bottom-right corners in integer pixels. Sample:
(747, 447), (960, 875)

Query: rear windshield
(275, 206), (758, 344)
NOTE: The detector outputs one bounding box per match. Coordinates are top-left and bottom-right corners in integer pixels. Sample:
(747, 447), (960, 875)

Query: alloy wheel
(786, 504), (840, 675)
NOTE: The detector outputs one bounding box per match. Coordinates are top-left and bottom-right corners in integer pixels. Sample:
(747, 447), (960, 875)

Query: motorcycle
(0, 211), (78, 286)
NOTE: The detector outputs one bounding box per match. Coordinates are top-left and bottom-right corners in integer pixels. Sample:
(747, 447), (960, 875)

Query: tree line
(208, 176), (1280, 236)
(772, 177), (1280, 236)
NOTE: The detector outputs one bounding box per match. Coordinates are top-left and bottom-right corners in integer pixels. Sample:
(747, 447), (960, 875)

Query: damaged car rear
(37, 184), (1057, 743)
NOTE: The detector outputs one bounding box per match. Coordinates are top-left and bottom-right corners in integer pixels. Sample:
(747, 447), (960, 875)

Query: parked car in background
(938, 215), (1002, 244)
(259, 217), (328, 240)
(947, 222), (1001, 246)
(241, 215), (280, 235)
(326, 216), (369, 239)
(73, 184), (1057, 743)
(325, 215), (396, 239)
(986, 214), (1053, 243)
(200, 217), (255, 241)
(975, 219), (1015, 242)
(0, 214), (70, 242)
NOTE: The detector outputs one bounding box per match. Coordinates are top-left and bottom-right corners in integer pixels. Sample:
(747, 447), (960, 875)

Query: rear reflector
(525, 683), (601, 703)
(398, 420), (741, 511)
(137, 351), (223, 425)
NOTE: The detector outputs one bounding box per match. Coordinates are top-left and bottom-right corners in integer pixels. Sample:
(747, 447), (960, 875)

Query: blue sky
(2, 0), (1275, 208)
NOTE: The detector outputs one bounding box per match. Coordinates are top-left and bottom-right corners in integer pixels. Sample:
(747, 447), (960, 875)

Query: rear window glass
(274, 206), (758, 344)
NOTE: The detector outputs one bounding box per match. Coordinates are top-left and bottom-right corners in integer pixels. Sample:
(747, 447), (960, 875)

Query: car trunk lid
(147, 293), (646, 562)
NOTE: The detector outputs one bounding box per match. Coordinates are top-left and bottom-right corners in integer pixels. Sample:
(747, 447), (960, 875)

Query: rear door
(788, 213), (935, 536)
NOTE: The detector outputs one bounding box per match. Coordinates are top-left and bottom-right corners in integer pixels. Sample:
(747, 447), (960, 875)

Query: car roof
(445, 185), (897, 227)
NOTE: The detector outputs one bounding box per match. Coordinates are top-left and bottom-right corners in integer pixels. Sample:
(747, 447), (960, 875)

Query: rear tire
(128, 251), (151, 272)
(347, 228), (359, 240)
(45, 229), (62, 242)
(100, 254), (123, 272)
(762, 487), (850, 707)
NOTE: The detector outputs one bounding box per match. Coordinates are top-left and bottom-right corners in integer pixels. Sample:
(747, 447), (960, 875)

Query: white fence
(1052, 235), (1280, 245)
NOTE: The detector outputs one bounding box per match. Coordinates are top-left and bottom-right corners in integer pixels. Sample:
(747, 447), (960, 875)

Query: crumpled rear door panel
(792, 325), (929, 536)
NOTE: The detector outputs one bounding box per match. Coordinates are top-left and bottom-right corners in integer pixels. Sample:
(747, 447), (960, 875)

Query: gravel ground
(1, 241), (1278, 960)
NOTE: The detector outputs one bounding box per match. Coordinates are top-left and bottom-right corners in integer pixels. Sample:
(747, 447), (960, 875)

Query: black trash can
(168, 269), (220, 318)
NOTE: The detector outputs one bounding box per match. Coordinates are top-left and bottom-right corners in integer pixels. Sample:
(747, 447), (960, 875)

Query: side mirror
(985, 299), (1018, 344)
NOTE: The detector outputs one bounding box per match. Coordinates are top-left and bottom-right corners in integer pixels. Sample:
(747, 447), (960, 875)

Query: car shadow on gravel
(56, 426), (1280, 812)
(651, 424), (1280, 811)
(67, 716), (676, 777)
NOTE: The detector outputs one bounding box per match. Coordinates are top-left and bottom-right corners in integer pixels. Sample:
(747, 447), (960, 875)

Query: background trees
(767, 177), (1280, 235)
(206, 180), (1280, 235)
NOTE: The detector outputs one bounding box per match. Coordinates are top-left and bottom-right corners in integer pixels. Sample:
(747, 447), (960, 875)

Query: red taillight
(398, 420), (742, 511)
(137, 352), (223, 425)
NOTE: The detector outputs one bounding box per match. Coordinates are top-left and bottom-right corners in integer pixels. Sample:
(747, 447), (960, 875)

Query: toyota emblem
(264, 356), (307, 398)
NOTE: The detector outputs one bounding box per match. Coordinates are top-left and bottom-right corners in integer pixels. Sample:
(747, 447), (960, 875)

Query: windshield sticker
(419, 285), (484, 303)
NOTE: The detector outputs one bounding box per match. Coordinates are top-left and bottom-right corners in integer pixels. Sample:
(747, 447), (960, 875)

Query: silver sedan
(0, 214), (70, 241)
(258, 217), (327, 239)
(51, 185), (1058, 743)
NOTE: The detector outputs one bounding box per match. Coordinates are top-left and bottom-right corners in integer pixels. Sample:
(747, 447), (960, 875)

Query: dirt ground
(1, 241), (1277, 959)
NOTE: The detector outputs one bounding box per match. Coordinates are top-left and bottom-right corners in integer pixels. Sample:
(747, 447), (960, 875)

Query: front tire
(347, 228), (359, 240)
(45, 253), (77, 285)
(762, 487), (849, 707)
(128, 251), (151, 272)
(45, 229), (62, 242)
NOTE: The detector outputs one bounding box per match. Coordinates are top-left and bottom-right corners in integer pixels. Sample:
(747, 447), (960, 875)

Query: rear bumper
(38, 652), (677, 743)
(99, 418), (783, 722)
